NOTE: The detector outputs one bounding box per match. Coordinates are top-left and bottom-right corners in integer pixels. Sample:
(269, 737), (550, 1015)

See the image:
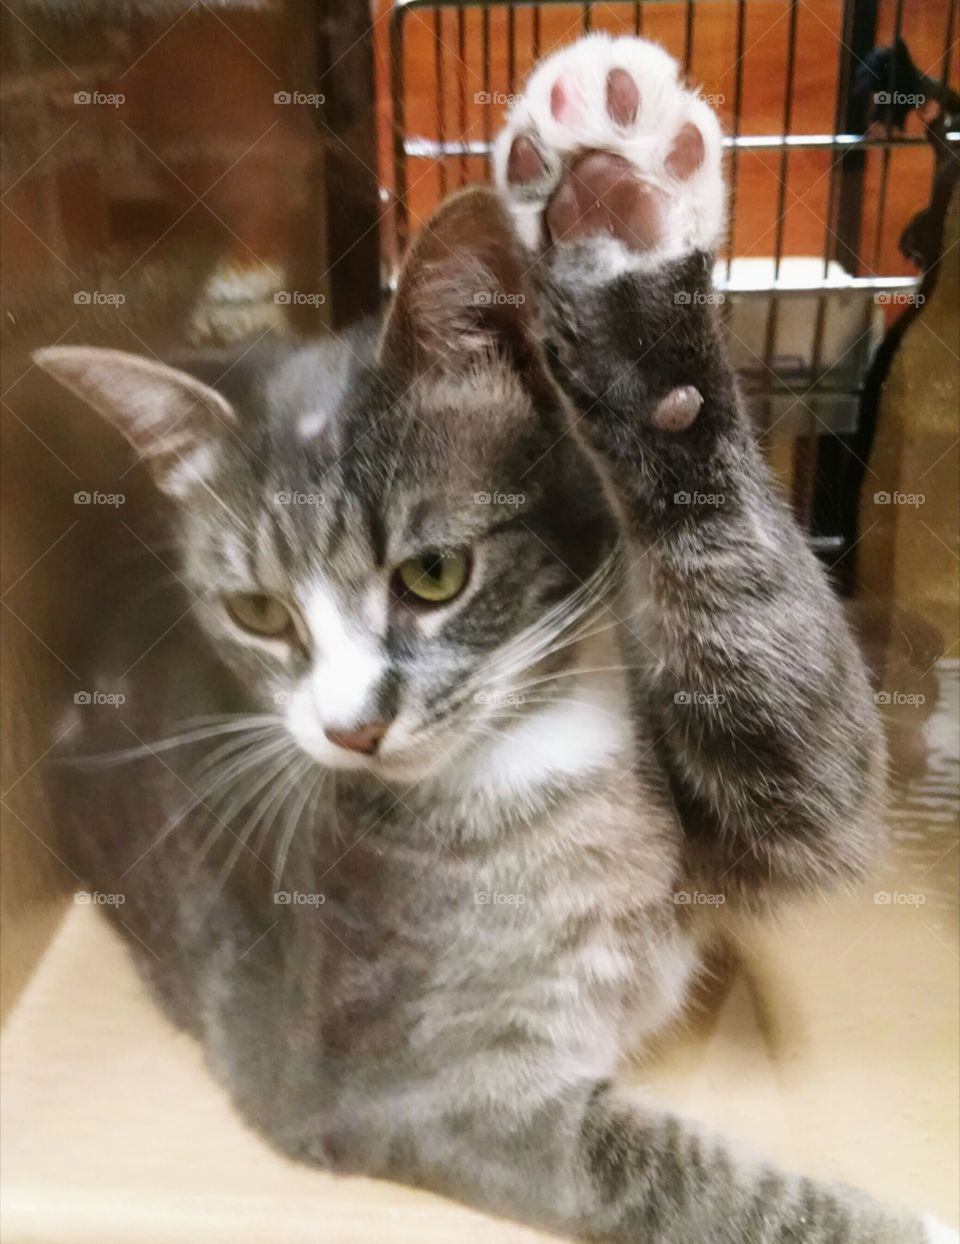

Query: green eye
(395, 549), (469, 604)
(224, 592), (294, 638)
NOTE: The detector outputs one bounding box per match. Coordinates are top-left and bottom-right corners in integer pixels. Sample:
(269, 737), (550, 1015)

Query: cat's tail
(402, 1078), (954, 1244)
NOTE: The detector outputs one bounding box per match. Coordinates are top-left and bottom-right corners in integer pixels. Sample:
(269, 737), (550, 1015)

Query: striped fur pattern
(37, 34), (952, 1244)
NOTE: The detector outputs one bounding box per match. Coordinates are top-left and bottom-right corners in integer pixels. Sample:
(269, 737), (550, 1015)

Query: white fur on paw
(924, 1214), (960, 1244)
(493, 32), (725, 268)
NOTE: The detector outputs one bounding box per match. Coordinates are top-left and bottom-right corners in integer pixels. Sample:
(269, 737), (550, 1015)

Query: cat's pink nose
(324, 721), (389, 756)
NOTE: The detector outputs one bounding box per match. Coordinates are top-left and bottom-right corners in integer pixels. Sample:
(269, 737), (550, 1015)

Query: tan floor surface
(2, 671), (958, 1243)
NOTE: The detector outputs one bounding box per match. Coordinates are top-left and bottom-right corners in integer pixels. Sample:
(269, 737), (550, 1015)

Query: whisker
(273, 759), (325, 882)
(190, 737), (294, 871)
(64, 715), (280, 767)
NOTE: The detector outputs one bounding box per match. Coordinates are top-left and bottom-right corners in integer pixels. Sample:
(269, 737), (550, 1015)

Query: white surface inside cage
(717, 257), (886, 407)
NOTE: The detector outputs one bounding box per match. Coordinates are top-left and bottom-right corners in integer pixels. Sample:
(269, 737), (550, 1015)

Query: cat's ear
(32, 346), (237, 497)
(379, 187), (547, 387)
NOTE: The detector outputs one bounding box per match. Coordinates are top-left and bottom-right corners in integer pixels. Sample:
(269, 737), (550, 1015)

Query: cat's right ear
(32, 346), (237, 497)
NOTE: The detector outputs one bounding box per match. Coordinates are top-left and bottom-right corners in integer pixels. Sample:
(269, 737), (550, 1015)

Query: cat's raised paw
(494, 34), (725, 272)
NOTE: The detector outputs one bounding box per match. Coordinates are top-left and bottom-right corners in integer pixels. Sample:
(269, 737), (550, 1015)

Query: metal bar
(434, 6), (448, 198)
(507, 0), (516, 96)
(402, 131), (959, 159)
(871, 0), (907, 269)
(583, 2), (593, 35)
(457, 6), (467, 185)
(389, 4), (410, 258)
(482, 2), (491, 161)
(725, 0), (747, 280)
(633, 2), (642, 36)
(832, 0), (880, 275)
(314, 0), (381, 327)
(762, 0), (799, 444)
(938, 0), (958, 105)
(716, 275), (921, 294)
(683, 0), (694, 75)
(773, 0), (800, 282)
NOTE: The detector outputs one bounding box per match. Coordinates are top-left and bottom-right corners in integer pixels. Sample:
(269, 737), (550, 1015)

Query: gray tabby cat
(36, 34), (954, 1244)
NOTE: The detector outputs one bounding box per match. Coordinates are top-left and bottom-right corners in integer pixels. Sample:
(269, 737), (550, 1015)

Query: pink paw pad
(606, 68), (639, 126)
(549, 72), (587, 126)
(651, 386), (703, 432)
(665, 123), (705, 179)
(546, 151), (665, 251)
(506, 135), (547, 186)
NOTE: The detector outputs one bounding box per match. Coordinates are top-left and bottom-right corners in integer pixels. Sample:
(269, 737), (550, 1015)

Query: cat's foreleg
(493, 35), (885, 903)
(377, 1077), (948, 1244)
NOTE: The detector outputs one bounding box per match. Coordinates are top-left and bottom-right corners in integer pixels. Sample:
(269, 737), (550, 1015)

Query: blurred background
(1, 1), (958, 1238)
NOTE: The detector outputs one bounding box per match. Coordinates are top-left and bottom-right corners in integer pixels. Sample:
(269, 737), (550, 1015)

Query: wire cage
(381, 0), (958, 556)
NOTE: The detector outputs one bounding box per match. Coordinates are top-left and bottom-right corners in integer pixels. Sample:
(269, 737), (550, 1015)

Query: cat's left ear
(32, 346), (237, 497)
(379, 187), (549, 391)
